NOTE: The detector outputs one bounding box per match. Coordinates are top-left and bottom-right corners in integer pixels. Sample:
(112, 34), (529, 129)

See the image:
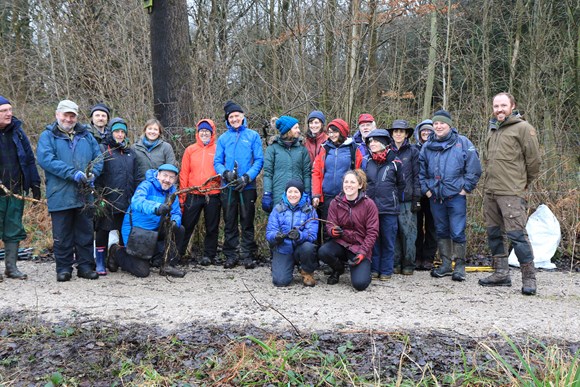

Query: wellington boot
(95, 247), (107, 276)
(451, 243), (466, 282)
(327, 271), (340, 285)
(4, 242), (27, 280)
(160, 265), (186, 278)
(300, 270), (316, 287)
(479, 256), (511, 287)
(431, 239), (453, 278)
(520, 261), (537, 295)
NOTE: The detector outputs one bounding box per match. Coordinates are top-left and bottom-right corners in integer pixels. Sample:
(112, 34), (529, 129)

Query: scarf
(371, 149), (388, 164)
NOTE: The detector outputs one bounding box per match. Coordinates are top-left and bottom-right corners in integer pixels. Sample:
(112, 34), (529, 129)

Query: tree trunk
(422, 10), (437, 119)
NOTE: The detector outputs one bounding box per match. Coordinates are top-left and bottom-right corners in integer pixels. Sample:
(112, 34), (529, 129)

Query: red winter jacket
(325, 192), (379, 259)
(304, 130), (328, 164)
(179, 119), (221, 205)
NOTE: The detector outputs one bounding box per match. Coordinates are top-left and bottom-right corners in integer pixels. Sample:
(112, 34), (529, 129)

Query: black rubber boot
(479, 256), (511, 287)
(223, 257), (238, 269)
(4, 242), (27, 280)
(451, 243), (466, 282)
(160, 265), (186, 278)
(431, 239), (453, 278)
(520, 261), (537, 295)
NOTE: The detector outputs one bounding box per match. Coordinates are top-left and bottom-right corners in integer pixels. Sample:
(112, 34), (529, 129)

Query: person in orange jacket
(179, 119), (221, 266)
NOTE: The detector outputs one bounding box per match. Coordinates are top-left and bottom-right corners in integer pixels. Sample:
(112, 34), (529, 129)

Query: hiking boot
(223, 258), (238, 269)
(242, 257), (256, 270)
(371, 272), (380, 280)
(327, 271), (341, 285)
(479, 256), (511, 287)
(199, 256), (213, 266)
(300, 270), (316, 287)
(160, 265), (186, 278)
(56, 271), (71, 282)
(451, 243), (466, 282)
(107, 244), (120, 273)
(402, 268), (414, 276)
(77, 269), (99, 280)
(4, 242), (27, 280)
(431, 239), (453, 278)
(520, 261), (537, 295)
(379, 274), (391, 281)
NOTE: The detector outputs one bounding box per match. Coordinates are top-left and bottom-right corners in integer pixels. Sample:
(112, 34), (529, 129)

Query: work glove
(222, 170), (237, 183)
(155, 203), (171, 216)
(31, 185), (41, 201)
(274, 232), (287, 244)
(348, 253), (365, 266)
(411, 196), (421, 213)
(287, 228), (300, 241)
(261, 192), (273, 212)
(330, 226), (343, 238)
(73, 171), (87, 184)
(234, 174), (250, 192)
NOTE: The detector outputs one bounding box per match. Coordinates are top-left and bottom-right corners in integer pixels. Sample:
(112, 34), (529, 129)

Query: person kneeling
(110, 164), (185, 278)
(266, 179), (318, 287)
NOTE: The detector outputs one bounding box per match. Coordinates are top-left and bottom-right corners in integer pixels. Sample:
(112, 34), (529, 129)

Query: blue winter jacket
(121, 169), (182, 245)
(4, 117), (41, 193)
(36, 122), (103, 211)
(419, 128), (482, 200)
(265, 194), (318, 256)
(214, 118), (264, 189)
(321, 138), (359, 198)
(366, 150), (404, 215)
(390, 139), (420, 202)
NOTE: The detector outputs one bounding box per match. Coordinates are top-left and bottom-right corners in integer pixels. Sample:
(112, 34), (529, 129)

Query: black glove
(31, 185), (41, 200)
(287, 228), (300, 241)
(274, 232), (287, 244)
(155, 203), (171, 216)
(411, 196), (421, 213)
(234, 174), (250, 192)
(330, 226), (343, 238)
(222, 170), (237, 183)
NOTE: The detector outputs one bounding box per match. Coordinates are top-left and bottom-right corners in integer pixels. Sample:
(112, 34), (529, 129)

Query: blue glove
(261, 192), (273, 212)
(73, 171), (87, 184)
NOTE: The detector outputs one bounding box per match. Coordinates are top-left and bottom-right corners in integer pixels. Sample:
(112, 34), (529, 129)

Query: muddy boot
(223, 257), (238, 269)
(478, 256), (511, 287)
(242, 256), (256, 270)
(451, 243), (466, 282)
(520, 261), (536, 295)
(327, 270), (341, 285)
(95, 247), (107, 276)
(107, 245), (120, 273)
(4, 242), (27, 280)
(160, 265), (186, 278)
(300, 269), (316, 287)
(431, 239), (453, 278)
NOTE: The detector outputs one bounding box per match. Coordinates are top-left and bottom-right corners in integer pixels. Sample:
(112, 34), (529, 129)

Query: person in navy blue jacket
(266, 179), (318, 287)
(37, 100), (104, 282)
(214, 100), (264, 270)
(419, 110), (481, 282)
(110, 164), (185, 278)
(0, 96), (41, 281)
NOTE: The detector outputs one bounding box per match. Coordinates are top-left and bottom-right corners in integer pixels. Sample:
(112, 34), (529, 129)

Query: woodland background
(0, 0), (578, 260)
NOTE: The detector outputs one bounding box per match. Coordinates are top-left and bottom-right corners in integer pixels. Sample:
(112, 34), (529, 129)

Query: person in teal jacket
(214, 100), (264, 269)
(37, 100), (104, 282)
(261, 115), (312, 213)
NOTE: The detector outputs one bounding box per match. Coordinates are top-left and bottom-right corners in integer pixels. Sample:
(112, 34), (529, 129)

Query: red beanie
(327, 118), (350, 138)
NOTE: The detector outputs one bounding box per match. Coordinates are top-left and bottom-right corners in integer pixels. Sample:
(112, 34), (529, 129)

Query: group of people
(0, 93), (540, 295)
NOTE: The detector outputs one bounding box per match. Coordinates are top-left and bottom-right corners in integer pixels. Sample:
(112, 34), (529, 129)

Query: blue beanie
(158, 164), (179, 174)
(276, 115), (299, 135)
(307, 110), (325, 125)
(432, 110), (453, 127)
(197, 120), (213, 133)
(0, 96), (10, 106)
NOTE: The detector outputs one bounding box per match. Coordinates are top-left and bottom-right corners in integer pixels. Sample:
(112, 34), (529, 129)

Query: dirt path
(1, 261), (579, 341)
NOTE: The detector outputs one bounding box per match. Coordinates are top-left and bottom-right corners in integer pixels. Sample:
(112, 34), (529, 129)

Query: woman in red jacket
(179, 119), (221, 265)
(318, 169), (379, 291)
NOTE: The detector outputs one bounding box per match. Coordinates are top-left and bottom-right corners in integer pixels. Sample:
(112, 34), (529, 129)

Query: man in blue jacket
(37, 100), (104, 282)
(0, 96), (41, 281)
(214, 100), (264, 269)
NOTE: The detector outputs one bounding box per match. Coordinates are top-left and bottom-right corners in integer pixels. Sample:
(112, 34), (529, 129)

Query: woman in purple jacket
(318, 169), (379, 291)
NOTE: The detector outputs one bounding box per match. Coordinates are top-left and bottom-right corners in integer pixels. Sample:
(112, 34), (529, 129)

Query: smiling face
(309, 118), (323, 134)
(227, 112), (244, 129)
(327, 127), (341, 143)
(368, 138), (386, 153)
(286, 186), (302, 206)
(91, 111), (108, 130)
(493, 94), (515, 122)
(287, 124), (301, 139)
(56, 111), (78, 132)
(358, 121), (375, 139)
(391, 129), (407, 147)
(145, 123), (160, 141)
(420, 129), (431, 143)
(433, 121), (451, 139)
(198, 128), (211, 143)
(157, 170), (177, 190)
(343, 172), (362, 200)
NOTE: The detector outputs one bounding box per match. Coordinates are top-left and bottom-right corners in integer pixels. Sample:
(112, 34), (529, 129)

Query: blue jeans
(271, 242), (317, 287)
(371, 214), (398, 275)
(429, 194), (467, 243)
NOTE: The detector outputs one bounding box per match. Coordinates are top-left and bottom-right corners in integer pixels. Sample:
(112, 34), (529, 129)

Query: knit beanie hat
(109, 117), (128, 134)
(197, 120), (213, 133)
(90, 103), (111, 119)
(276, 115), (299, 135)
(0, 96), (10, 106)
(285, 178), (305, 197)
(432, 110), (452, 127)
(224, 100), (244, 120)
(307, 110), (326, 125)
(327, 118), (350, 138)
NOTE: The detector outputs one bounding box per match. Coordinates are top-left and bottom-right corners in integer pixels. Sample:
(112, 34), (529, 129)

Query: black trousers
(221, 188), (258, 260)
(95, 213), (125, 251)
(51, 207), (95, 274)
(415, 195), (437, 259)
(318, 240), (372, 291)
(181, 194), (221, 258)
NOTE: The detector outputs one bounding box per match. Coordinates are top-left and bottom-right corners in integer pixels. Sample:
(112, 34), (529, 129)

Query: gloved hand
(155, 203), (171, 216)
(31, 185), (41, 200)
(330, 226), (343, 238)
(234, 174), (250, 192)
(87, 173), (96, 187)
(348, 253), (365, 266)
(73, 171), (87, 184)
(411, 196), (421, 213)
(261, 192), (273, 212)
(222, 170), (237, 183)
(287, 228), (300, 241)
(274, 232), (287, 244)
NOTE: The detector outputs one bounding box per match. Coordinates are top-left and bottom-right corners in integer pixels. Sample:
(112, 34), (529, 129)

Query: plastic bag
(508, 204), (559, 269)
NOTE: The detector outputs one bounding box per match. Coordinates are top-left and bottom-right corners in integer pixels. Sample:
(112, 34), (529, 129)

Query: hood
(414, 119), (434, 144)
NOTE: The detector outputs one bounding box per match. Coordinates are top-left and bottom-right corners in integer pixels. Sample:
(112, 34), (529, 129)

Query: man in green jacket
(479, 92), (541, 295)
